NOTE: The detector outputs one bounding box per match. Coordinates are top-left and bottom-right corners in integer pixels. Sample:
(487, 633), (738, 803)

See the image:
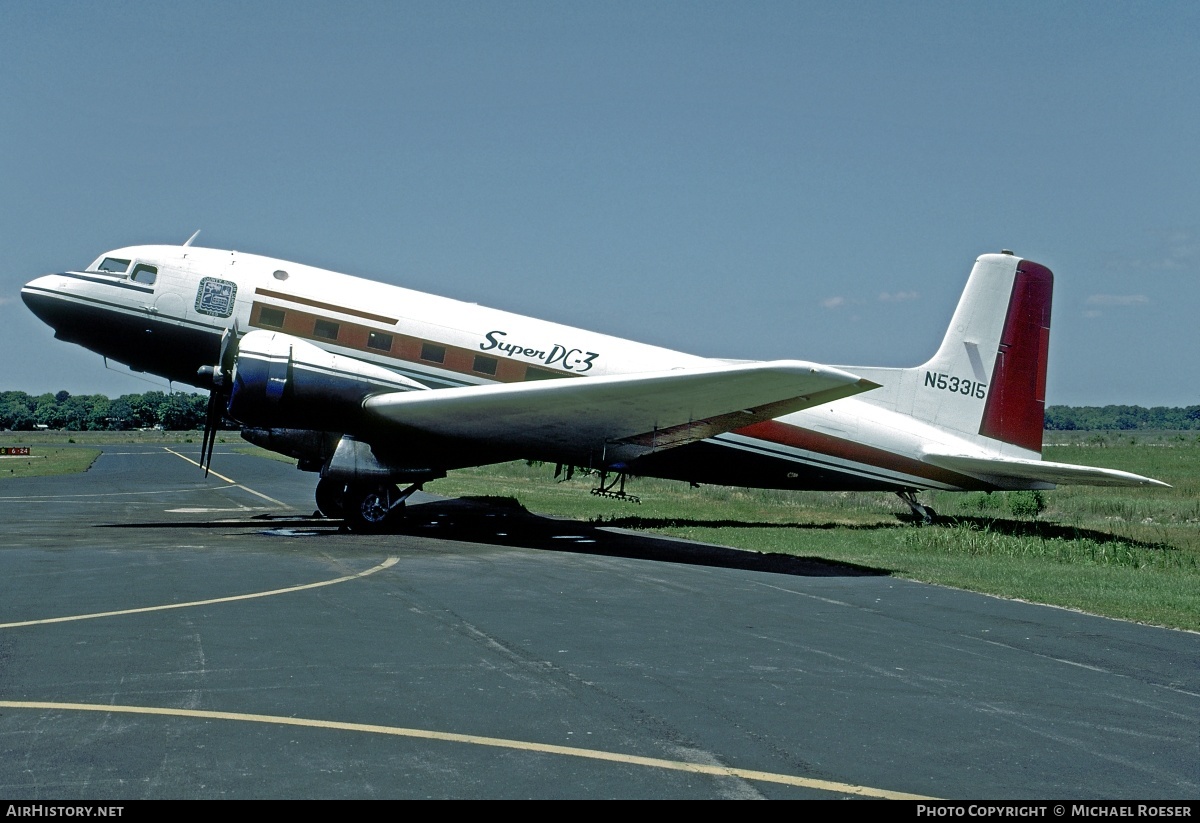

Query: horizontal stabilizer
(365, 360), (877, 464)
(923, 452), (1170, 488)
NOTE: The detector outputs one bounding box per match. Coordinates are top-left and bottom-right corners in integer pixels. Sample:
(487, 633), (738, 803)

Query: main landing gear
(897, 490), (937, 525)
(315, 477), (425, 533)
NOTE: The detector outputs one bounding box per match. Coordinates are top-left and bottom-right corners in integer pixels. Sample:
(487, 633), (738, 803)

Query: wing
(364, 360), (877, 465)
(923, 452), (1170, 488)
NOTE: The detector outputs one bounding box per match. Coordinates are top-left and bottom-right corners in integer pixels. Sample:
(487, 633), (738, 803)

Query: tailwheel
(314, 478), (347, 519)
(897, 490), (937, 525)
(344, 483), (403, 533)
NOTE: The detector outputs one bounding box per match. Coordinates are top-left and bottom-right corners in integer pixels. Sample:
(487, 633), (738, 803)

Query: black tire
(314, 478), (346, 519)
(344, 483), (402, 533)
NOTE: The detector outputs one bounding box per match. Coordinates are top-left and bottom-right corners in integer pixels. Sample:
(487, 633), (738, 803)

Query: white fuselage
(22, 244), (1029, 493)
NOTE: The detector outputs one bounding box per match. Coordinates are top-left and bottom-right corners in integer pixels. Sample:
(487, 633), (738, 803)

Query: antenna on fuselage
(183, 230), (201, 247)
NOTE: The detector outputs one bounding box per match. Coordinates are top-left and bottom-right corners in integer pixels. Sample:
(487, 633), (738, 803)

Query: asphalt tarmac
(0, 445), (1196, 800)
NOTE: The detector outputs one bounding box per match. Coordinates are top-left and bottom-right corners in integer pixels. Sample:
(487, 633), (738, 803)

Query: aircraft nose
(21, 273), (71, 328)
(22, 273), (64, 293)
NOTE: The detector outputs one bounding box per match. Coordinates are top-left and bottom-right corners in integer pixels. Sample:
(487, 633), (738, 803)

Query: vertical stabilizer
(847, 253), (1053, 455)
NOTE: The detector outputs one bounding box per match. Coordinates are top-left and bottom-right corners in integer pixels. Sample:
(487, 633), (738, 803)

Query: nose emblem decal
(195, 277), (237, 318)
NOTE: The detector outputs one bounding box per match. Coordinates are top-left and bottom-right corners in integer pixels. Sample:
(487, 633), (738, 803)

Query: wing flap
(364, 360), (875, 464)
(923, 452), (1170, 488)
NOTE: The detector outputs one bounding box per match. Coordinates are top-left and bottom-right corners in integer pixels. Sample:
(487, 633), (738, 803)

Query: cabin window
(96, 257), (130, 274)
(313, 319), (340, 340)
(272, 269), (289, 281)
(259, 307), (285, 327)
(367, 331), (393, 352)
(473, 355), (498, 376)
(420, 343), (446, 363)
(130, 264), (158, 285)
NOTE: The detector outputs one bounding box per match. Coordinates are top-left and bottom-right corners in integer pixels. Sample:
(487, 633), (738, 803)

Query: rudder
(976, 258), (1052, 452)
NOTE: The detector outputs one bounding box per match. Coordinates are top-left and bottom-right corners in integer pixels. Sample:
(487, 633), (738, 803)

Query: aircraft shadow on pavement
(98, 494), (891, 579)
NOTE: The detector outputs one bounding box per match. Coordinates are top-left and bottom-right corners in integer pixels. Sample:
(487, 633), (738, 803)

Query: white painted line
(0, 557), (399, 629)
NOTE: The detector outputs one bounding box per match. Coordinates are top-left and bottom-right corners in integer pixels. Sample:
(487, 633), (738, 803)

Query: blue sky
(3, 1), (1197, 406)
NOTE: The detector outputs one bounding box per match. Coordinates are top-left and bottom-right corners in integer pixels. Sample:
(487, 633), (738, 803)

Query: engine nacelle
(240, 427), (340, 470)
(321, 434), (444, 484)
(227, 330), (426, 431)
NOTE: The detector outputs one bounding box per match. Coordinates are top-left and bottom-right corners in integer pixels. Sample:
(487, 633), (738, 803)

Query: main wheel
(314, 478), (347, 519)
(344, 483), (403, 533)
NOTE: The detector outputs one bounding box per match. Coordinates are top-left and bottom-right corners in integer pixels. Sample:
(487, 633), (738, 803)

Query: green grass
(0, 430), (213, 446)
(4, 430), (1198, 630)
(234, 444), (298, 464)
(0, 430), (229, 477)
(0, 447), (101, 478)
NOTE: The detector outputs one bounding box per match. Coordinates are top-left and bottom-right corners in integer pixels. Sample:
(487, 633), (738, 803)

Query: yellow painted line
(164, 446), (239, 484)
(163, 447), (291, 508)
(0, 557), (399, 629)
(0, 699), (937, 799)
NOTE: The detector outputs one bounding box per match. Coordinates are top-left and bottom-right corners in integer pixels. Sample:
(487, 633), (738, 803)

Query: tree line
(1044, 405), (1200, 431)
(1, 390), (211, 431)
(2, 389), (1198, 432)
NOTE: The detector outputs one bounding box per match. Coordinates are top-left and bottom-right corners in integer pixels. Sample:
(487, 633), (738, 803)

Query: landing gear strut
(316, 479), (425, 532)
(897, 490), (937, 524)
(344, 483), (400, 532)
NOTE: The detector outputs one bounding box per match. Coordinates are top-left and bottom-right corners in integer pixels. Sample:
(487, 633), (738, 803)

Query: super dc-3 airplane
(21, 237), (1166, 530)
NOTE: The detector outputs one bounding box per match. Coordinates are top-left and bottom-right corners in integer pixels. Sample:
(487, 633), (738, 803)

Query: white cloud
(1085, 294), (1150, 307)
(820, 296), (845, 309)
(1155, 230), (1200, 270)
(1106, 230), (1200, 272)
(878, 290), (918, 302)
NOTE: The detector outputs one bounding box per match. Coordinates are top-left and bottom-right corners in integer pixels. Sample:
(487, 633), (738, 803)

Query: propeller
(198, 321), (239, 477)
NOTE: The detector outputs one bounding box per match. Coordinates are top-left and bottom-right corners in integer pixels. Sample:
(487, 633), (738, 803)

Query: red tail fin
(977, 260), (1053, 453)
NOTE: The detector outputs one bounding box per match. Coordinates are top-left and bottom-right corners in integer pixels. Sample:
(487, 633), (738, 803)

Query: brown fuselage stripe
(249, 301), (572, 385)
(254, 287), (399, 325)
(735, 419), (980, 488)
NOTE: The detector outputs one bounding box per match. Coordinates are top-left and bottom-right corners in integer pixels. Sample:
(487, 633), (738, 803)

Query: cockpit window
(131, 264), (158, 285)
(96, 257), (131, 274)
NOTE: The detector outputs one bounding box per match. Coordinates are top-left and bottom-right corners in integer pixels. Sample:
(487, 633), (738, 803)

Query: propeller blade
(200, 391), (219, 477)
(200, 321), (240, 477)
